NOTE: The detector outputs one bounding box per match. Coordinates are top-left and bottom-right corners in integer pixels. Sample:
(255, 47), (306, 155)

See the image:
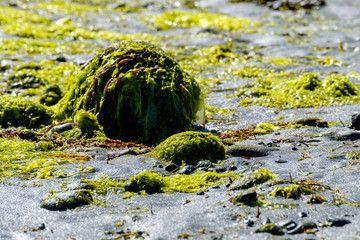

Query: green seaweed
(149, 131), (225, 165)
(0, 95), (52, 128)
(57, 41), (204, 144)
(255, 223), (283, 235)
(237, 73), (360, 108)
(149, 10), (260, 32)
(269, 184), (315, 199)
(125, 170), (240, 194)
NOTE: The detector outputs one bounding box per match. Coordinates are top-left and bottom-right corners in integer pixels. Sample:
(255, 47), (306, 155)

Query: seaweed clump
(57, 40), (203, 144)
(0, 95), (52, 128)
(149, 131), (225, 166)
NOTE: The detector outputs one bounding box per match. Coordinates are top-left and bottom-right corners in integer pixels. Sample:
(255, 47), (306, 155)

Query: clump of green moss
(125, 171), (165, 194)
(253, 122), (279, 134)
(149, 131), (225, 165)
(74, 109), (99, 131)
(0, 95), (52, 128)
(40, 84), (63, 106)
(269, 184), (315, 199)
(237, 73), (360, 109)
(57, 41), (204, 144)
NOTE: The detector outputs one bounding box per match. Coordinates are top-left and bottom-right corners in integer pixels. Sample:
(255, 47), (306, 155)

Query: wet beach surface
(1, 0), (360, 239)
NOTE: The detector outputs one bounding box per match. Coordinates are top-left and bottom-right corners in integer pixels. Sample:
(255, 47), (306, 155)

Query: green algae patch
(0, 95), (52, 128)
(255, 223), (283, 235)
(7, 60), (77, 92)
(290, 117), (329, 128)
(253, 122), (279, 134)
(74, 110), (100, 131)
(57, 41), (204, 144)
(269, 184), (315, 199)
(41, 189), (93, 211)
(40, 84), (63, 106)
(125, 171), (240, 194)
(237, 73), (360, 109)
(149, 10), (259, 32)
(0, 38), (100, 55)
(80, 176), (125, 195)
(230, 168), (276, 190)
(149, 131), (225, 166)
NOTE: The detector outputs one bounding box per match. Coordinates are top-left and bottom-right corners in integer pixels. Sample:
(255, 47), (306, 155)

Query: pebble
(277, 220), (297, 231)
(288, 221), (317, 234)
(178, 165), (196, 175)
(334, 130), (360, 141)
(165, 163), (179, 172)
(298, 212), (307, 218)
(225, 145), (272, 157)
(50, 123), (75, 134)
(350, 113), (360, 130)
(327, 218), (351, 227)
(235, 190), (257, 205)
(118, 148), (138, 156)
(138, 149), (151, 154)
(196, 161), (214, 169)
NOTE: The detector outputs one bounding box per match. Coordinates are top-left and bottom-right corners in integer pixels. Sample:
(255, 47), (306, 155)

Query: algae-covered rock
(57, 40), (204, 144)
(124, 171), (164, 194)
(255, 223), (283, 235)
(149, 131), (225, 166)
(230, 168), (276, 190)
(41, 189), (93, 211)
(0, 95), (52, 128)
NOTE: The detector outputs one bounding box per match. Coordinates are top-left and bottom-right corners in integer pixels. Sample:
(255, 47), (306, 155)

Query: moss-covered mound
(57, 40), (203, 144)
(150, 131), (225, 166)
(0, 95), (52, 128)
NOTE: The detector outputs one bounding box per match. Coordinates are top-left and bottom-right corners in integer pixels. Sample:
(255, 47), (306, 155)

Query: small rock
(138, 149), (151, 155)
(51, 123), (75, 134)
(215, 166), (228, 173)
(37, 223), (46, 231)
(55, 56), (67, 62)
(350, 113), (360, 130)
(196, 191), (205, 195)
(119, 148), (138, 156)
(277, 220), (297, 231)
(235, 190), (257, 205)
(244, 219), (255, 227)
(196, 161), (214, 169)
(335, 130), (360, 141)
(228, 165), (237, 171)
(165, 163), (179, 172)
(288, 221), (317, 234)
(327, 218), (351, 227)
(41, 190), (93, 211)
(298, 212), (307, 218)
(178, 165), (196, 175)
(226, 145), (272, 157)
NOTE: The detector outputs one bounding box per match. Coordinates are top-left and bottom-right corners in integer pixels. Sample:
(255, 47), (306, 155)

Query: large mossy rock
(58, 41), (203, 144)
(150, 131), (225, 166)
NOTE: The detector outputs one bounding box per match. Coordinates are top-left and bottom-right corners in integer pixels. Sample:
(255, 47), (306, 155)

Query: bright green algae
(0, 95), (52, 128)
(150, 10), (260, 32)
(149, 131), (225, 165)
(57, 40), (204, 144)
(125, 171), (240, 194)
(237, 73), (360, 109)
